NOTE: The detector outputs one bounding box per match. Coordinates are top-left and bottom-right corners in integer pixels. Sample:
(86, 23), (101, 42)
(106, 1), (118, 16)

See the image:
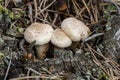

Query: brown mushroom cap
(24, 22), (53, 45)
(51, 29), (72, 48)
(61, 17), (90, 41)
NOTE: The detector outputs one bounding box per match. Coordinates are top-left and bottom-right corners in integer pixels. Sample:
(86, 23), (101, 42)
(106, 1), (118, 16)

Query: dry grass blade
(39, 0), (56, 13)
(5, 0), (11, 8)
(26, 67), (41, 76)
(10, 75), (61, 80)
(28, 4), (33, 23)
(4, 51), (13, 80)
(82, 0), (94, 23)
(34, 0), (37, 22)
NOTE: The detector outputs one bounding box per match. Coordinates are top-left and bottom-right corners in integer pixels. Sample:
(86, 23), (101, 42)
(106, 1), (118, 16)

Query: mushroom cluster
(24, 17), (90, 59)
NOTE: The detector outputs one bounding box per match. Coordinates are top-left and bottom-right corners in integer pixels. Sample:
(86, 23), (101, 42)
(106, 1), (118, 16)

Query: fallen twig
(4, 50), (13, 80)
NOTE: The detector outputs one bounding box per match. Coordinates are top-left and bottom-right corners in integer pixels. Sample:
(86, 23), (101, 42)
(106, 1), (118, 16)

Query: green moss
(99, 72), (108, 80)
(0, 5), (23, 20)
(106, 4), (116, 10)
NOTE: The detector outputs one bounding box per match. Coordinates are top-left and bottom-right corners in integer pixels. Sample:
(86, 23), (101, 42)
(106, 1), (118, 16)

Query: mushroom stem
(35, 44), (49, 60)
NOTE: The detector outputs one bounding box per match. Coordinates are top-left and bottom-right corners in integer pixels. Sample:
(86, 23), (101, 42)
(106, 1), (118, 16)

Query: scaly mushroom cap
(61, 17), (90, 41)
(51, 29), (72, 48)
(24, 22), (53, 45)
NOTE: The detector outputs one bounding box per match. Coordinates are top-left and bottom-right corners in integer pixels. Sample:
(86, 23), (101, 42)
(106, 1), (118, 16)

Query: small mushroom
(24, 22), (53, 59)
(51, 29), (72, 48)
(61, 17), (90, 41)
(24, 22), (54, 45)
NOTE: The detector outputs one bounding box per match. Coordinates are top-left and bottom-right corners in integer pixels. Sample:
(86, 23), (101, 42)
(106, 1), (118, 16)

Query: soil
(99, 16), (120, 62)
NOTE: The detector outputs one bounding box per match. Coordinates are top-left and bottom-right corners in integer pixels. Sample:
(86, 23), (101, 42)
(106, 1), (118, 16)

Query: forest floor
(0, 0), (120, 80)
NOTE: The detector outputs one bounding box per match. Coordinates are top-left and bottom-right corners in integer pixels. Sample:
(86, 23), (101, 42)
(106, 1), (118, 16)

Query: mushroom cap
(61, 17), (90, 41)
(24, 22), (53, 45)
(51, 29), (72, 48)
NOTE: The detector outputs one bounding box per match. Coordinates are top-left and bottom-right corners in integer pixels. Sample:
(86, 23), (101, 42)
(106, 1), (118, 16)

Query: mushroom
(61, 17), (90, 41)
(24, 22), (53, 45)
(35, 43), (49, 60)
(51, 29), (72, 48)
(24, 22), (53, 59)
